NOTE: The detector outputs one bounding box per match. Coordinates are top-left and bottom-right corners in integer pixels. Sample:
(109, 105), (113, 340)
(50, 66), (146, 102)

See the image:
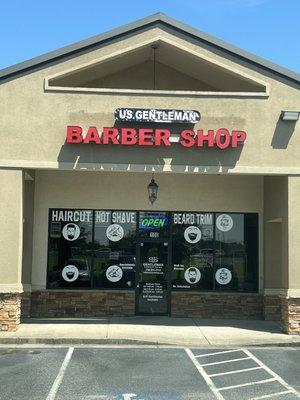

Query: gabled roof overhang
(0, 12), (299, 85)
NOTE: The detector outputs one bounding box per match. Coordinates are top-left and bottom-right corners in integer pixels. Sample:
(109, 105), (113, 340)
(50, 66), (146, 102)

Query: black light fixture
(147, 173), (158, 204)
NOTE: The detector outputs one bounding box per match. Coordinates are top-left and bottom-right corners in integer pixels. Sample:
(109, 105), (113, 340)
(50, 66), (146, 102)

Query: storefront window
(214, 213), (258, 291)
(47, 209), (258, 292)
(47, 209), (93, 289)
(171, 212), (214, 290)
(93, 210), (136, 289)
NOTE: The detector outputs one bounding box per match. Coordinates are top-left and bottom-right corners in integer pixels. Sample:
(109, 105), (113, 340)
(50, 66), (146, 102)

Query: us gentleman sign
(115, 108), (201, 123)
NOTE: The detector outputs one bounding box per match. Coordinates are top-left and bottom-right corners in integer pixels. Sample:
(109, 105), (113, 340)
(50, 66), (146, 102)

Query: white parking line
(46, 347), (74, 400)
(218, 377), (276, 391)
(243, 348), (300, 398)
(195, 349), (243, 358)
(200, 356), (250, 367)
(248, 390), (295, 399)
(209, 366), (263, 377)
(187, 348), (300, 400)
(185, 348), (225, 400)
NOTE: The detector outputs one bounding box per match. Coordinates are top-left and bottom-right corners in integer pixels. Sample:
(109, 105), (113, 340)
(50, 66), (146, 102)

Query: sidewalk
(0, 317), (300, 346)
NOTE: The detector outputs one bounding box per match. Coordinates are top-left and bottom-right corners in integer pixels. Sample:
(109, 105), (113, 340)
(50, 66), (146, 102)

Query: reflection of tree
(215, 240), (244, 254)
(92, 229), (137, 286)
(57, 225), (92, 269)
(172, 226), (214, 283)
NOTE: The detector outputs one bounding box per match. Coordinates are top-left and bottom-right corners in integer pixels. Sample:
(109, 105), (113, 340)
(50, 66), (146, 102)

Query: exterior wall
(0, 169), (23, 292)
(31, 169), (263, 291)
(0, 294), (21, 331)
(263, 295), (282, 321)
(0, 27), (299, 175)
(172, 292), (263, 319)
(263, 176), (288, 321)
(282, 176), (300, 333)
(288, 176), (300, 292)
(21, 292), (31, 319)
(22, 173), (35, 291)
(282, 298), (300, 334)
(30, 290), (135, 317)
(264, 176), (288, 291)
(0, 169), (23, 330)
(27, 290), (263, 320)
(263, 176), (300, 332)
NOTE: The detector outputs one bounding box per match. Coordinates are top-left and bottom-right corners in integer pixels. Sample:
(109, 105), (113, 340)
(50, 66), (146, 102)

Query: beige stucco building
(0, 13), (299, 333)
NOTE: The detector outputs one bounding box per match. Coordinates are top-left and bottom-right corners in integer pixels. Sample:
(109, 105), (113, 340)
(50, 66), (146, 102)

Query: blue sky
(1, 0), (299, 72)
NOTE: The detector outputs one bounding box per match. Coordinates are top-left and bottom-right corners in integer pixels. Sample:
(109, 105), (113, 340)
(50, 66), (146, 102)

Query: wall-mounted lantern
(147, 174), (158, 204)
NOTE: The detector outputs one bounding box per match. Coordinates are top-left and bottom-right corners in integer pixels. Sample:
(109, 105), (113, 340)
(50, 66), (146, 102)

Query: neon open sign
(140, 216), (169, 230)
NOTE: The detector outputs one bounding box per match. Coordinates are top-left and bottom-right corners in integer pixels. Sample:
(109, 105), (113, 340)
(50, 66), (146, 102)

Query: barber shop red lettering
(66, 125), (247, 149)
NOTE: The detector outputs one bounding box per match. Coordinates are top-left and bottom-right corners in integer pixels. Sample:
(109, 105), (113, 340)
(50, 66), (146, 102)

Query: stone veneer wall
(171, 292), (264, 319)
(20, 290), (300, 335)
(28, 291), (265, 319)
(21, 292), (31, 319)
(30, 290), (135, 317)
(263, 295), (282, 321)
(282, 297), (300, 335)
(0, 293), (21, 331)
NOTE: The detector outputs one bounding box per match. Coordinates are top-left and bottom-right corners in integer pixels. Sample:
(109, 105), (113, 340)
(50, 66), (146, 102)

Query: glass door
(136, 240), (170, 316)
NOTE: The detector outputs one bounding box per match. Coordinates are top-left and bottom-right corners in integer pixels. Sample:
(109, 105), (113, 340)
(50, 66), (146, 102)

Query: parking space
(190, 348), (300, 400)
(0, 347), (68, 400)
(0, 346), (299, 400)
(55, 347), (215, 400)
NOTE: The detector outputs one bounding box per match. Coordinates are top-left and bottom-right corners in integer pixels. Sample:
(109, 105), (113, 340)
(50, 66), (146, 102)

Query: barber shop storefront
(47, 209), (258, 316)
(0, 14), (299, 333)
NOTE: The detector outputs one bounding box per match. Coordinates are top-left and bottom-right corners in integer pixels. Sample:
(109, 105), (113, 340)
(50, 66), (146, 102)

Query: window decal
(62, 223), (81, 241)
(62, 265), (79, 282)
(184, 267), (201, 284)
(184, 226), (202, 243)
(215, 267), (232, 285)
(106, 224), (124, 242)
(216, 214), (233, 232)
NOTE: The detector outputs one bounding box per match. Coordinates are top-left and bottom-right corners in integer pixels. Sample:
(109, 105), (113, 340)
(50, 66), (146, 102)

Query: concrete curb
(0, 337), (300, 347)
(0, 338), (158, 345)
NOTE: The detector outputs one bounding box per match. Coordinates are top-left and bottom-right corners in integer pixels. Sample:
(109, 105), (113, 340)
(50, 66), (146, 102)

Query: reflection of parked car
(200, 248), (225, 256)
(64, 258), (91, 282)
(109, 251), (120, 260)
(119, 255), (136, 264)
(94, 249), (110, 259)
(190, 253), (212, 268)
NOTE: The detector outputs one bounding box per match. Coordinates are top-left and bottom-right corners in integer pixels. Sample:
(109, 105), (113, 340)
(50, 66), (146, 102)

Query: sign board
(115, 108), (201, 124)
(66, 108), (247, 149)
(66, 126), (247, 149)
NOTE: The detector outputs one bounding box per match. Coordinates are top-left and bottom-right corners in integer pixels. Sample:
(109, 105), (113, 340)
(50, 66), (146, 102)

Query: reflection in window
(171, 213), (214, 290)
(214, 213), (258, 291)
(93, 211), (136, 289)
(47, 209), (259, 293)
(47, 209), (93, 289)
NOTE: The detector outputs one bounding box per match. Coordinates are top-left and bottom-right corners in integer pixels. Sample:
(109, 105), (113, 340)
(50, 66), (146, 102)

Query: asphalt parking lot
(0, 346), (299, 400)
